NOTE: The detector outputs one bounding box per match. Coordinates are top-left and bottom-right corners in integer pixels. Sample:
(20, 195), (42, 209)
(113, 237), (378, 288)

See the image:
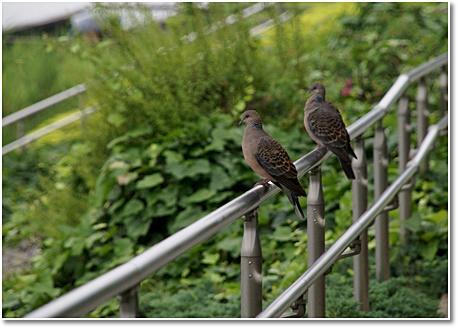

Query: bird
(304, 83), (357, 179)
(240, 110), (306, 219)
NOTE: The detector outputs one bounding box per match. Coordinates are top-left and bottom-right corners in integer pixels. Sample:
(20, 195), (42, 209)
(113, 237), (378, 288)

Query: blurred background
(2, 2), (448, 318)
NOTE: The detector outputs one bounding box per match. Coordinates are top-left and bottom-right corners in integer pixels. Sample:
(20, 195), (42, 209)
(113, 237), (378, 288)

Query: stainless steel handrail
(2, 84), (87, 127)
(2, 107), (96, 155)
(257, 116), (448, 318)
(25, 53), (448, 318)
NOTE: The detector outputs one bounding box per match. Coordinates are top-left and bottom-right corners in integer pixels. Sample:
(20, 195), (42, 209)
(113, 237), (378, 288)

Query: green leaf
(405, 214), (422, 232)
(419, 239), (439, 260)
(136, 174), (164, 189)
(113, 238), (134, 262)
(186, 159), (211, 176)
(202, 252), (220, 265)
(210, 166), (233, 191)
(107, 127), (153, 149)
(125, 216), (152, 239)
(168, 207), (204, 233)
(218, 236), (240, 257)
(107, 113), (126, 127)
(117, 172), (138, 186)
(184, 189), (216, 204)
(147, 203), (176, 218)
(428, 210), (447, 225)
(164, 150), (183, 164)
(147, 143), (162, 166)
(272, 226), (292, 241)
(120, 199), (144, 217)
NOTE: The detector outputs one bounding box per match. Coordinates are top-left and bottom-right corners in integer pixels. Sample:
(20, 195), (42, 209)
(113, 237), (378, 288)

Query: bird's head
(239, 110), (262, 127)
(307, 83), (326, 99)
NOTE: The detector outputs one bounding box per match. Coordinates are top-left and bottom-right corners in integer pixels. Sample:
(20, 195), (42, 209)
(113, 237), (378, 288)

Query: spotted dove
(304, 83), (357, 179)
(240, 110), (306, 219)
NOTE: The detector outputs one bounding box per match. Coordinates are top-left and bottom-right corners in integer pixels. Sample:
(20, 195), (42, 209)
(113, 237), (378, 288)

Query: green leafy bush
(2, 2), (448, 318)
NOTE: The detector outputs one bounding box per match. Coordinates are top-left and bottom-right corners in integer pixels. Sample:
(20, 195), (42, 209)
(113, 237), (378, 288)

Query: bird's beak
(238, 119), (243, 126)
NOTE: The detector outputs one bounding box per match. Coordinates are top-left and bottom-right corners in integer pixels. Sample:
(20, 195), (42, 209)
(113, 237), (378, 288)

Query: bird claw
(254, 179), (271, 191)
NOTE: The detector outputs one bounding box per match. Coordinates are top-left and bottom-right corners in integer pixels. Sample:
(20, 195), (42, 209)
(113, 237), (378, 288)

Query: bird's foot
(255, 179), (271, 191)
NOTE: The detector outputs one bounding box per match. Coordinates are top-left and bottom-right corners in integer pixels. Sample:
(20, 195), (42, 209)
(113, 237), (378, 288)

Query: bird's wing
(255, 137), (305, 196)
(308, 102), (352, 151)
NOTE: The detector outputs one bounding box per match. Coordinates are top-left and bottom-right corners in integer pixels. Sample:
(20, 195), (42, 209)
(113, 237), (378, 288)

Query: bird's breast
(304, 112), (325, 147)
(242, 131), (273, 180)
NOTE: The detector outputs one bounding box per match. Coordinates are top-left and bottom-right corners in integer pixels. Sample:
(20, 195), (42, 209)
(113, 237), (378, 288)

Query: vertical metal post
(241, 209), (262, 318)
(397, 96), (411, 245)
(374, 120), (390, 282)
(119, 285), (139, 318)
(439, 65), (448, 116)
(416, 78), (429, 173)
(351, 137), (369, 311)
(307, 166), (325, 317)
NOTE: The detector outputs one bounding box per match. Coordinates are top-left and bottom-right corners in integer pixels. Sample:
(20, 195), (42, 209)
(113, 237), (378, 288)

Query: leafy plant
(2, 2), (448, 318)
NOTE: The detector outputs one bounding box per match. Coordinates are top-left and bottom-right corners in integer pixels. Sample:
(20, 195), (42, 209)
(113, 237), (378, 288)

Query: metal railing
(2, 3), (290, 156)
(2, 84), (91, 155)
(25, 53), (448, 318)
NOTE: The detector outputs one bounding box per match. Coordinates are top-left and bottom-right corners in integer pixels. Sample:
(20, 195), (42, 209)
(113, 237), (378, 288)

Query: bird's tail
(332, 147), (356, 180)
(284, 189), (305, 220)
(339, 157), (355, 180)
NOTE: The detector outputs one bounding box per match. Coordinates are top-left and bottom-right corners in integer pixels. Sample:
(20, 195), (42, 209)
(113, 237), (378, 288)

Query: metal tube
(374, 120), (390, 282)
(397, 97), (411, 245)
(439, 65), (448, 116)
(351, 137), (369, 311)
(24, 54), (448, 318)
(119, 286), (139, 318)
(258, 116), (447, 318)
(307, 167), (325, 317)
(240, 210), (262, 317)
(2, 107), (96, 156)
(416, 78), (429, 174)
(407, 53), (448, 82)
(2, 84), (87, 127)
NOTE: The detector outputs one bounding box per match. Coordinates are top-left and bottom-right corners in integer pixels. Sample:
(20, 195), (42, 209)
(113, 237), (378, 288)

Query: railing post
(307, 166), (325, 317)
(119, 285), (139, 318)
(439, 65), (448, 116)
(351, 137), (369, 311)
(374, 120), (390, 282)
(397, 96), (411, 245)
(241, 209), (262, 318)
(416, 78), (429, 173)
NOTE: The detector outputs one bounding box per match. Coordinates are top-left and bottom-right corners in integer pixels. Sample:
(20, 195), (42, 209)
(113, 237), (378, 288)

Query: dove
(304, 83), (357, 179)
(240, 110), (306, 219)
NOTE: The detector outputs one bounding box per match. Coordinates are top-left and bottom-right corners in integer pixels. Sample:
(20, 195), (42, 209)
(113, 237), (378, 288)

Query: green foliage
(326, 2), (448, 103)
(2, 36), (93, 144)
(325, 271), (444, 318)
(3, 2), (448, 318)
(367, 277), (441, 318)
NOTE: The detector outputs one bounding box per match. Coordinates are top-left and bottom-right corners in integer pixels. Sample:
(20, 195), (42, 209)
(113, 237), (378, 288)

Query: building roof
(2, 2), (90, 32)
(2, 2), (178, 33)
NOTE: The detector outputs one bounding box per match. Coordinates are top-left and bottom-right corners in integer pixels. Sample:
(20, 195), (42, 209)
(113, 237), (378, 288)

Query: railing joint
(383, 197), (399, 212)
(337, 238), (362, 260)
(281, 295), (306, 318)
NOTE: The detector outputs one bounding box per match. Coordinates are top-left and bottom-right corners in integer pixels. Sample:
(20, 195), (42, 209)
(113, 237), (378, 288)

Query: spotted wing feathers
(308, 103), (355, 155)
(255, 137), (306, 196)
